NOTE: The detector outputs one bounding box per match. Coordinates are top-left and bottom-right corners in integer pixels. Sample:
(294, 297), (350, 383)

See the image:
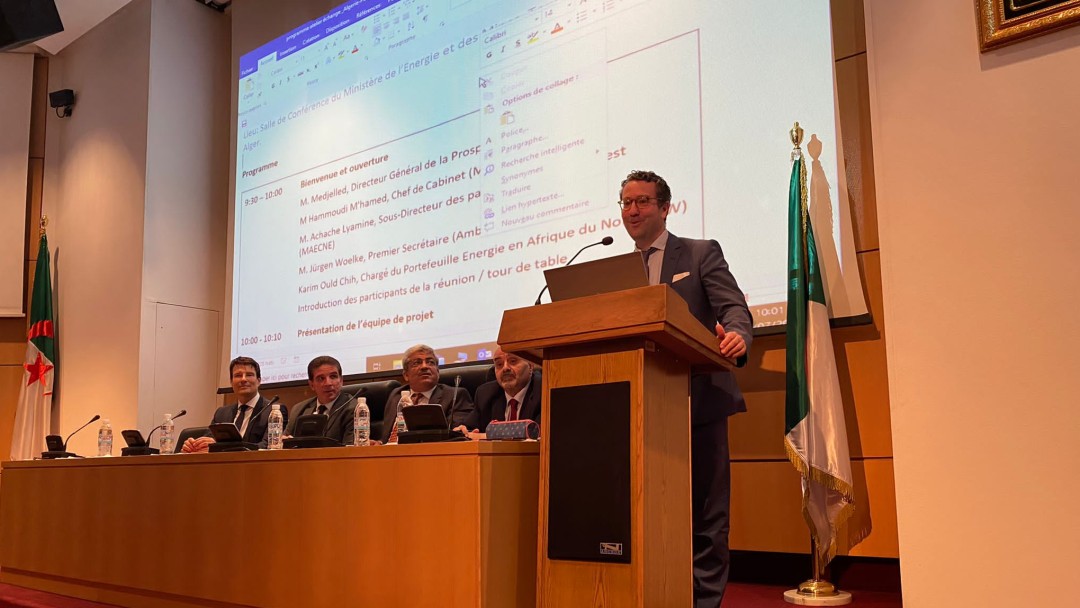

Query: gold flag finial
(39, 215), (48, 237)
(790, 122), (804, 161)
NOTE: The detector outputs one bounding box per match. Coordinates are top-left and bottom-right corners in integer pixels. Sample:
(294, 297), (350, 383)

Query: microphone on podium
(534, 236), (614, 305)
(121, 409), (188, 456)
(42, 414), (101, 459)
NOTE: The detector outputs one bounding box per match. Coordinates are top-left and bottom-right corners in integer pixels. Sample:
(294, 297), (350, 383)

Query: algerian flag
(784, 149), (860, 563)
(11, 232), (56, 461)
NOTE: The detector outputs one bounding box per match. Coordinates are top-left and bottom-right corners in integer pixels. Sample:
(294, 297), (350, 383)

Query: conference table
(0, 441), (540, 608)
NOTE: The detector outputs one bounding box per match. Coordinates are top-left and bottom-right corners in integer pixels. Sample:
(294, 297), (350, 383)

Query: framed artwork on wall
(977, 0), (1080, 50)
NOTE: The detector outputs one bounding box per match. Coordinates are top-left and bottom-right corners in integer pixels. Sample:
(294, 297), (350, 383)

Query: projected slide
(234, 0), (866, 381)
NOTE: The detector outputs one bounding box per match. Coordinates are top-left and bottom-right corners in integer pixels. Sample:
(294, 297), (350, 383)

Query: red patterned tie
(506, 398), (519, 421)
(388, 392), (423, 444)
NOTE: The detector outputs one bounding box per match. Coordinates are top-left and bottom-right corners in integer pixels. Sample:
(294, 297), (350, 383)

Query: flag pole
(783, 123), (851, 606)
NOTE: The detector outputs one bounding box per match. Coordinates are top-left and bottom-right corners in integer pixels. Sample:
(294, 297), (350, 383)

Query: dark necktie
(641, 247), (658, 283)
(316, 404), (327, 416)
(506, 398), (519, 421)
(234, 404), (249, 433)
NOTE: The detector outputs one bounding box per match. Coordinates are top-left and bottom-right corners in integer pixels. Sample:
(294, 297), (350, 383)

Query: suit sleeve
(700, 239), (753, 365)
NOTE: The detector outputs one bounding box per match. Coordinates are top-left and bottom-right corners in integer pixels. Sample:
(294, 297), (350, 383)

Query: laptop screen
(543, 253), (649, 303)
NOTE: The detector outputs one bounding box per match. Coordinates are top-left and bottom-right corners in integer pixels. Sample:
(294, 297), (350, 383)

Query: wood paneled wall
(729, 0), (897, 557)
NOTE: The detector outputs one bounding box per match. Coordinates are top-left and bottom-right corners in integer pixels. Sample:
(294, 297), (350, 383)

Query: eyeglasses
(405, 357), (438, 369)
(617, 196), (660, 210)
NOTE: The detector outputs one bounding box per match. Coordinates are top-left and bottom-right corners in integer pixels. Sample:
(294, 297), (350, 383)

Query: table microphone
(533, 236), (614, 305)
(144, 409), (188, 448)
(41, 414), (101, 459)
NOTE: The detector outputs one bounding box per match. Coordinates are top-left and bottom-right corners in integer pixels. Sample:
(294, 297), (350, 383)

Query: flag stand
(782, 123), (852, 606)
(782, 538), (852, 605)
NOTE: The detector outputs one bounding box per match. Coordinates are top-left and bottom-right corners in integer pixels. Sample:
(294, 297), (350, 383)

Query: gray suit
(659, 232), (752, 607)
(377, 383), (474, 444)
(286, 391), (354, 445)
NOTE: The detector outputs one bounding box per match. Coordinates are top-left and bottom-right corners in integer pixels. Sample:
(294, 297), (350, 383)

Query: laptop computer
(543, 252), (648, 303)
(399, 405), (465, 444)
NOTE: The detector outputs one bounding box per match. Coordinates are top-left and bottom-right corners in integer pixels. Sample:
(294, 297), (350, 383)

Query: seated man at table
(377, 344), (474, 444)
(284, 355), (355, 445)
(456, 347), (541, 434)
(182, 356), (287, 452)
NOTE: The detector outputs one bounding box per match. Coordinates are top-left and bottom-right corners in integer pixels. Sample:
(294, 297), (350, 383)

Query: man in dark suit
(377, 344), (474, 444)
(457, 346), (541, 433)
(285, 355), (354, 445)
(181, 356), (287, 452)
(620, 170), (752, 608)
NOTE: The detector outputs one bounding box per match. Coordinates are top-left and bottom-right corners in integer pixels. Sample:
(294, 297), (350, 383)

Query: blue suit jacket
(660, 233), (753, 425)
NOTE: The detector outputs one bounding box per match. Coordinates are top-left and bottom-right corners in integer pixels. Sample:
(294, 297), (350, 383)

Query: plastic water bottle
(353, 397), (370, 446)
(267, 403), (284, 450)
(389, 390), (410, 444)
(97, 418), (113, 456)
(160, 413), (175, 454)
(391, 411), (407, 444)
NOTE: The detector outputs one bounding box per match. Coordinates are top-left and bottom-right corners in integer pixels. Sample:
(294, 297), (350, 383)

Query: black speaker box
(0, 0), (63, 52)
(547, 381), (632, 564)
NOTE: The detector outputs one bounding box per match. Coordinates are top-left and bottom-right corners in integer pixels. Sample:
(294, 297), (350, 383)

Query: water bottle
(160, 413), (175, 454)
(97, 418), (113, 457)
(391, 410), (407, 444)
(267, 403), (284, 450)
(353, 397), (370, 446)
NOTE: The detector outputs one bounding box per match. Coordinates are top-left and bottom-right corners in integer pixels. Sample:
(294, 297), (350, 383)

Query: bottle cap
(358, 396), (367, 404)
(272, 403), (280, 410)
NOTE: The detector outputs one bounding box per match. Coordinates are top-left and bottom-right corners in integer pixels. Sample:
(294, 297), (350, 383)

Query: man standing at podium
(619, 169), (752, 607)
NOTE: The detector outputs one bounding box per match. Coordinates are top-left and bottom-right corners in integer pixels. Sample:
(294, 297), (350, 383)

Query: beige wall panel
(831, 0), (867, 60)
(730, 458), (898, 558)
(836, 53), (878, 253)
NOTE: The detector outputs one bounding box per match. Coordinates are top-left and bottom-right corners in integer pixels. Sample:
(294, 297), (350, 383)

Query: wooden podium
(499, 284), (732, 608)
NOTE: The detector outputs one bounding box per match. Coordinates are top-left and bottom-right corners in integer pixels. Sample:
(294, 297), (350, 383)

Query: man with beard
(456, 346), (541, 433)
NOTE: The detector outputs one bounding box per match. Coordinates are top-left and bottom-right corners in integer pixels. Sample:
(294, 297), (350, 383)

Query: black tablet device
(208, 422), (244, 442)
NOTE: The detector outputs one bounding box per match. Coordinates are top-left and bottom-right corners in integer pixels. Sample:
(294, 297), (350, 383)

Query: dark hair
(307, 355), (342, 380)
(620, 169), (672, 204)
(229, 356), (261, 380)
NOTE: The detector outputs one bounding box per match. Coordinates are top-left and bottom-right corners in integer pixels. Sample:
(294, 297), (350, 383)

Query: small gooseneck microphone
(533, 236), (614, 305)
(42, 414), (101, 459)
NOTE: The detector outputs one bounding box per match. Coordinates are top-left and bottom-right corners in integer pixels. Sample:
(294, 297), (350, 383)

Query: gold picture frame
(977, 0), (1080, 51)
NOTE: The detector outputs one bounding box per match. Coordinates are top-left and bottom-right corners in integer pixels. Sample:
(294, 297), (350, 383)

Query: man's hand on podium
(453, 425), (483, 440)
(181, 436), (215, 453)
(715, 323), (746, 359)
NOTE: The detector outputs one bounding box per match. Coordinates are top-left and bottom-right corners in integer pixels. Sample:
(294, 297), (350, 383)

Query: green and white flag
(784, 149), (860, 563)
(11, 232), (56, 461)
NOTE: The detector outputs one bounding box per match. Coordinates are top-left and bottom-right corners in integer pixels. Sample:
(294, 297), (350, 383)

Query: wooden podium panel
(0, 442), (539, 608)
(538, 344), (692, 608)
(500, 286), (728, 607)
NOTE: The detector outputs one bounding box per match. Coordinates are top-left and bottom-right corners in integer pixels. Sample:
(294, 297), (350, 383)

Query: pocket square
(672, 272), (690, 282)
